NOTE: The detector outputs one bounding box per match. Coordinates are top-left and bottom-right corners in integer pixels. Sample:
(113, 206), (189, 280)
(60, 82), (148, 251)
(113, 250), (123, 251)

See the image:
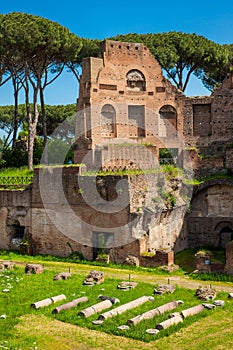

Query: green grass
(0, 166), (231, 189)
(0, 262), (231, 349)
(190, 271), (233, 282)
(0, 253), (233, 349)
(0, 167), (34, 187)
(175, 248), (199, 273)
(0, 247), (229, 281)
(185, 173), (233, 186)
(0, 166), (33, 177)
(0, 249), (186, 278)
(81, 164), (185, 177)
(175, 247), (233, 283)
(175, 247), (226, 271)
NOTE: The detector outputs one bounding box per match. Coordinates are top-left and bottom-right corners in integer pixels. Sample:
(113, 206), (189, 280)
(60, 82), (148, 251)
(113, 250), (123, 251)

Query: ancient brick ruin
(74, 40), (233, 177)
(0, 40), (232, 270)
(74, 40), (184, 169)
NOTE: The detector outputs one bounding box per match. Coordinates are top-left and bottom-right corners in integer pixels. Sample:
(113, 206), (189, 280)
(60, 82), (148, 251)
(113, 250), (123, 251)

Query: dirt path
(4, 258), (233, 293)
(90, 268), (233, 292)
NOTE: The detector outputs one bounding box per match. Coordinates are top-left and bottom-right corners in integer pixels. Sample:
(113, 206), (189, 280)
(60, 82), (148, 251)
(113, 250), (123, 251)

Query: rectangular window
(193, 104), (211, 136)
(92, 231), (114, 260)
(128, 105), (145, 137)
(159, 148), (178, 165)
(99, 84), (117, 90)
(156, 87), (165, 93)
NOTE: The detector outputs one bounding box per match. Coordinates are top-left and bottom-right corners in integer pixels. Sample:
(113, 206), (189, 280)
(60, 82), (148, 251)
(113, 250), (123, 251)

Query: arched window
(159, 105), (177, 137)
(101, 104), (116, 137)
(220, 226), (233, 248)
(126, 70), (146, 91)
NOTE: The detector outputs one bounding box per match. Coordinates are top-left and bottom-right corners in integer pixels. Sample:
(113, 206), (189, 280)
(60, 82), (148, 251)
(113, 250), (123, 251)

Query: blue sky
(1, 0), (233, 105)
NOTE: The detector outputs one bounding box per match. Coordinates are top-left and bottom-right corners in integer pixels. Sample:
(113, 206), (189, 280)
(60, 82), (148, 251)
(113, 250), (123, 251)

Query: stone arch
(193, 179), (233, 196)
(101, 104), (116, 137)
(6, 218), (25, 239)
(126, 69), (146, 91)
(214, 221), (233, 248)
(159, 105), (177, 137)
(187, 181), (233, 248)
(6, 218), (26, 250)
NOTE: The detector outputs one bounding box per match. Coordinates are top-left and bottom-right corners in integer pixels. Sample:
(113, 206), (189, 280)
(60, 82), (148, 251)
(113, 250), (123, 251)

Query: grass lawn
(0, 167), (33, 177)
(0, 253), (233, 349)
(0, 167), (34, 188)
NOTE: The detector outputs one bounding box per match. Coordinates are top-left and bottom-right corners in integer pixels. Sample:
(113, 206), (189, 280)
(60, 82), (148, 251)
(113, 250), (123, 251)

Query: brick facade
(74, 40), (184, 169)
(74, 40), (233, 176)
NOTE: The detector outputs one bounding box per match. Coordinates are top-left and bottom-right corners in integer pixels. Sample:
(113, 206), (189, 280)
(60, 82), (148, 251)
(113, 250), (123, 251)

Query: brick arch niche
(101, 104), (116, 137)
(186, 183), (233, 249)
(214, 221), (233, 248)
(159, 105), (177, 138)
(126, 69), (146, 91)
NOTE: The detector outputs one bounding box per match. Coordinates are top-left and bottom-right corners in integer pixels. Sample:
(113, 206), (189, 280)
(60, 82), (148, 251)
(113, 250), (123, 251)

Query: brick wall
(75, 40), (185, 168)
(140, 250), (174, 267)
(75, 40), (233, 176)
(29, 168), (188, 261)
(0, 189), (31, 250)
(187, 181), (233, 248)
(224, 241), (233, 274)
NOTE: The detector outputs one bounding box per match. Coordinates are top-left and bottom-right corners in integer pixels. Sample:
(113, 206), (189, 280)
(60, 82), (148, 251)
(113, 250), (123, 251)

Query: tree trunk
(40, 86), (48, 164)
(26, 84), (39, 170)
(24, 67), (40, 170)
(0, 131), (12, 160)
(12, 76), (19, 150)
(25, 79), (32, 169)
(27, 104), (38, 170)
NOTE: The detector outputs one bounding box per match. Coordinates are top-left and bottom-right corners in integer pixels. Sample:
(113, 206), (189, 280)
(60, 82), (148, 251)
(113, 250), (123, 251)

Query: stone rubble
(83, 270), (104, 285)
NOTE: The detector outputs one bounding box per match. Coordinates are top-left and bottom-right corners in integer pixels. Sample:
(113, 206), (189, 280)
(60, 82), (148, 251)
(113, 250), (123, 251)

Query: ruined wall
(99, 144), (157, 171)
(182, 76), (233, 176)
(0, 171), (232, 263)
(75, 40), (185, 168)
(0, 189), (31, 250)
(186, 180), (233, 248)
(186, 149), (225, 178)
(31, 167), (131, 258)
(225, 148), (233, 171)
(140, 250), (174, 267)
(127, 172), (188, 253)
(147, 206), (188, 252)
(211, 75), (233, 141)
(75, 40), (233, 175)
(183, 77), (233, 147)
(28, 168), (188, 260)
(183, 97), (213, 147)
(109, 239), (145, 264)
(0, 167), (187, 262)
(225, 241), (233, 274)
